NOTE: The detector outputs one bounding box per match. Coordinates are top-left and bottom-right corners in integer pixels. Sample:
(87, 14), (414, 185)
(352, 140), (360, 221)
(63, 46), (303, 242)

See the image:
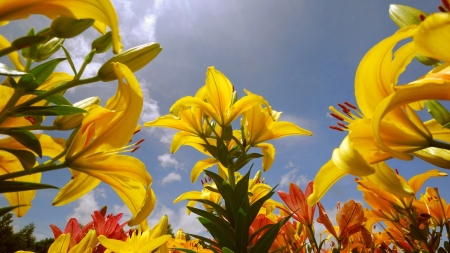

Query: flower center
(328, 102), (363, 132)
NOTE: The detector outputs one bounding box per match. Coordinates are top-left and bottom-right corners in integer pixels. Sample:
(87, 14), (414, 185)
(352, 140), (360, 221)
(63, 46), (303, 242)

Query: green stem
(2, 125), (61, 131)
(24, 59), (33, 72)
(227, 166), (235, 189)
(306, 225), (319, 253)
(0, 89), (24, 126)
(430, 140), (450, 151)
(19, 75), (101, 107)
(0, 161), (68, 181)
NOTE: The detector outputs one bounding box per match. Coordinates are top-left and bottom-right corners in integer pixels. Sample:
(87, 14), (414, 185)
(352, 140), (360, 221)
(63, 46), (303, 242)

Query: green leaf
(12, 105), (86, 117)
(204, 170), (224, 194)
(1, 128), (42, 157)
(249, 215), (292, 253)
(222, 180), (239, 227)
(248, 188), (276, 225)
(198, 217), (236, 251)
(217, 140), (232, 168)
(187, 206), (234, 240)
(18, 58), (66, 91)
(444, 241), (449, 252)
(235, 169), (251, 205)
(234, 153), (263, 172)
(32, 90), (72, 105)
(0, 63), (28, 76)
(194, 199), (228, 220)
(200, 143), (218, 159)
(2, 148), (36, 170)
(222, 247), (234, 253)
(11, 35), (46, 50)
(0, 181), (58, 193)
(0, 205), (24, 217)
(248, 223), (274, 243)
(235, 199), (250, 253)
(437, 247), (447, 253)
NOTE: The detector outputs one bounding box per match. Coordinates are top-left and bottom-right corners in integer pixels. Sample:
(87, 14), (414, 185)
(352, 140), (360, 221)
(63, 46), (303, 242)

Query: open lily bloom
(0, 135), (65, 217)
(278, 182), (315, 227)
(414, 187), (450, 226)
(307, 26), (440, 206)
(241, 103), (312, 171)
(169, 66), (273, 127)
(53, 63), (154, 226)
(0, 0), (122, 54)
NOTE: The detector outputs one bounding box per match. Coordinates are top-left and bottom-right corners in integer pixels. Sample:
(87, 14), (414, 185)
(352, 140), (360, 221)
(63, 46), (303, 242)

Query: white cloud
(279, 167), (310, 188)
(139, 79), (160, 124)
(158, 153), (184, 170)
(66, 188), (107, 225)
(161, 172), (182, 185)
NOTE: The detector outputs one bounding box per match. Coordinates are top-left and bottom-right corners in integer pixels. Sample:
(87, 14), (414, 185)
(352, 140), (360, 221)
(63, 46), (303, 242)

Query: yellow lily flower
(167, 229), (214, 253)
(414, 187), (450, 226)
(0, 0), (122, 54)
(52, 63), (154, 226)
(308, 26), (435, 205)
(47, 230), (97, 253)
(0, 134), (65, 217)
(174, 179), (222, 215)
(241, 103), (312, 171)
(415, 11), (450, 62)
(169, 66), (272, 127)
(98, 227), (171, 253)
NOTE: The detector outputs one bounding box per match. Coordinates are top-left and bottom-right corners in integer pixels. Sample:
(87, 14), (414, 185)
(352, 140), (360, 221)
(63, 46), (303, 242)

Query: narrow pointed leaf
(0, 205), (24, 217)
(1, 128), (42, 157)
(248, 189), (276, 225)
(2, 148), (36, 169)
(204, 170), (224, 194)
(249, 215), (292, 253)
(248, 223), (275, 243)
(222, 181), (239, 227)
(222, 247), (234, 253)
(32, 90), (72, 105)
(12, 106), (86, 116)
(235, 198), (250, 253)
(198, 217), (236, 251)
(235, 169), (251, 205)
(187, 206), (234, 238)
(18, 58), (66, 91)
(194, 199), (228, 220)
(234, 153), (263, 172)
(0, 63), (27, 76)
(0, 181), (58, 193)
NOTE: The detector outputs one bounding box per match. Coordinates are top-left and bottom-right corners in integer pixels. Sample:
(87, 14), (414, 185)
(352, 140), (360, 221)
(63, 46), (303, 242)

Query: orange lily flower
(278, 182), (315, 227)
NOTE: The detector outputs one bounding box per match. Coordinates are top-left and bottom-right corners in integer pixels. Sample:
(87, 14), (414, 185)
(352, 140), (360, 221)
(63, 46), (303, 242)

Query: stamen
(443, 0), (450, 10)
(337, 103), (349, 111)
(439, 5), (446, 12)
(419, 14), (426, 21)
(330, 113), (344, 121)
(329, 126), (344, 132)
(135, 139), (145, 145)
(329, 106), (353, 122)
(131, 146), (140, 153)
(337, 122), (348, 129)
(344, 102), (357, 109)
(395, 169), (399, 175)
(133, 128), (141, 135)
(25, 116), (37, 124)
(201, 179), (204, 185)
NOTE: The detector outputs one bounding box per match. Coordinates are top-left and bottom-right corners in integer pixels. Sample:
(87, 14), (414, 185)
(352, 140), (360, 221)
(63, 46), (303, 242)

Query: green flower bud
(425, 100), (450, 128)
(97, 42), (162, 82)
(84, 49), (96, 64)
(53, 97), (100, 130)
(92, 31), (112, 54)
(36, 38), (65, 62)
(43, 16), (95, 38)
(389, 4), (428, 28)
(21, 28), (38, 61)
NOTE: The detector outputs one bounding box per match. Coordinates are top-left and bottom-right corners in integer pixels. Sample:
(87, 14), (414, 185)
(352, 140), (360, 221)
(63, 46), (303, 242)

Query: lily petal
(415, 12), (450, 62)
(363, 162), (414, 198)
(0, 35), (24, 70)
(332, 136), (374, 176)
(414, 147), (450, 169)
(190, 158), (218, 183)
(52, 171), (101, 206)
(255, 143), (275, 172)
(407, 169), (447, 193)
(307, 160), (347, 206)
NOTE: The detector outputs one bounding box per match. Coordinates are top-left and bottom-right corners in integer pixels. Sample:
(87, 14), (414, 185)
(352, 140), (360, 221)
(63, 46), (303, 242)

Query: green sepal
(1, 128), (42, 157)
(194, 198), (228, 220)
(425, 100), (450, 128)
(12, 105), (86, 117)
(389, 4), (427, 28)
(249, 214), (292, 253)
(0, 205), (24, 217)
(187, 206), (234, 242)
(234, 153), (263, 172)
(31, 90), (72, 105)
(0, 63), (27, 76)
(21, 28), (38, 61)
(221, 180), (239, 227)
(0, 181), (58, 193)
(222, 247), (235, 253)
(185, 233), (220, 250)
(197, 217), (237, 251)
(415, 54), (440, 66)
(18, 58), (66, 91)
(2, 148), (36, 170)
(12, 35), (46, 53)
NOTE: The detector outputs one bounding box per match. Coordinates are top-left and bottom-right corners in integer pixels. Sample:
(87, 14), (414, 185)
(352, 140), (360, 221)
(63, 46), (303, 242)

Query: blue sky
(1, 0), (448, 241)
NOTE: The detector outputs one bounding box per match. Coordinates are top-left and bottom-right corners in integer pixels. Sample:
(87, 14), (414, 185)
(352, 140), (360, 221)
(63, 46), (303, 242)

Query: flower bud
(425, 100), (450, 128)
(53, 97), (100, 130)
(21, 28), (38, 61)
(91, 31), (112, 54)
(45, 16), (95, 38)
(97, 42), (162, 82)
(389, 4), (428, 28)
(36, 38), (65, 62)
(149, 215), (168, 239)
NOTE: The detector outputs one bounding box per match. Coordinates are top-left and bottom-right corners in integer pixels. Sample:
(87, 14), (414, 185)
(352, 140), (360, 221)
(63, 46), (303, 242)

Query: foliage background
(0, 0), (447, 241)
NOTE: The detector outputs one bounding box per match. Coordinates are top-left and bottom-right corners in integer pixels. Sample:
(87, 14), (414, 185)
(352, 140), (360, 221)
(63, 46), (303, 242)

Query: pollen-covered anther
(442, 0), (450, 11)
(330, 113), (344, 121)
(135, 138), (145, 145)
(329, 126), (344, 132)
(25, 116), (37, 124)
(130, 146), (140, 153)
(395, 169), (399, 175)
(133, 128), (141, 135)
(419, 14), (426, 21)
(344, 101), (357, 109)
(337, 122), (348, 129)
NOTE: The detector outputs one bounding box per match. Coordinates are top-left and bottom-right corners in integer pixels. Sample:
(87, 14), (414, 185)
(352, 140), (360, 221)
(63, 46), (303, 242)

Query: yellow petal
(139, 235), (172, 253)
(0, 35), (24, 70)
(171, 132), (204, 154)
(98, 235), (130, 252)
(332, 136), (375, 176)
(415, 13), (450, 62)
(363, 162), (414, 198)
(144, 114), (195, 133)
(0, 0), (122, 54)
(190, 158), (217, 183)
(227, 93), (272, 127)
(4, 172), (41, 217)
(425, 119), (450, 143)
(170, 96), (219, 124)
(259, 121), (312, 142)
(414, 147), (450, 169)
(92, 20), (106, 34)
(205, 67), (233, 124)
(307, 160), (347, 206)
(52, 171), (101, 206)
(48, 233), (71, 253)
(69, 230), (97, 253)
(128, 187), (156, 226)
(255, 143), (275, 172)
(407, 169), (447, 193)
(174, 191), (201, 203)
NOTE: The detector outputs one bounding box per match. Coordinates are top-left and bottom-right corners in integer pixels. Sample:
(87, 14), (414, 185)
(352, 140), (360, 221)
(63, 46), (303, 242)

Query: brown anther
(419, 14), (426, 21)
(135, 138), (145, 145)
(344, 102), (357, 109)
(133, 128), (141, 135)
(439, 5), (447, 12)
(337, 122), (348, 129)
(71, 176), (75, 180)
(330, 113), (344, 121)
(338, 103), (349, 111)
(131, 146), (140, 153)
(232, 85), (235, 92)
(395, 169), (399, 175)
(329, 126), (344, 132)
(25, 116), (37, 125)
(201, 179), (204, 185)
(443, 0), (450, 10)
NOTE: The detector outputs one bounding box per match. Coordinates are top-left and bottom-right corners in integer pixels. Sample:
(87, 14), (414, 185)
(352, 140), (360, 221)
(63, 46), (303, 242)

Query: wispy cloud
(66, 188), (106, 225)
(279, 163), (310, 188)
(161, 172), (182, 185)
(139, 79), (160, 124)
(158, 153), (184, 171)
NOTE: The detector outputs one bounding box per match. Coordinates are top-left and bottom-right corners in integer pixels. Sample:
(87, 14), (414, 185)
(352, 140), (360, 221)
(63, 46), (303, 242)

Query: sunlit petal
(307, 160), (347, 206)
(407, 169), (447, 193)
(415, 12), (450, 62)
(414, 147), (450, 169)
(363, 162), (414, 198)
(0, 34), (24, 70)
(332, 137), (374, 176)
(52, 171), (100, 206)
(255, 143), (275, 172)
(190, 158), (218, 183)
